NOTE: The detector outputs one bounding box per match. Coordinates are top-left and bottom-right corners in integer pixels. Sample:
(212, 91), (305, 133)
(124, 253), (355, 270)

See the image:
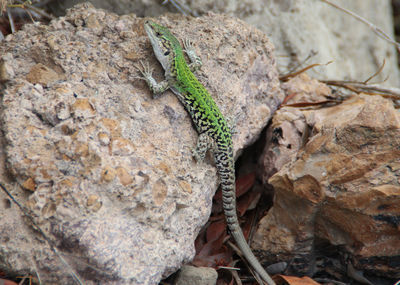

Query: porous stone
(49, 0), (400, 87)
(0, 3), (283, 284)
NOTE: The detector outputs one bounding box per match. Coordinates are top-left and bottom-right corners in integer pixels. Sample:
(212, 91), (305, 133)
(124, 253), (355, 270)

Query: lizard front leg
(183, 39), (202, 72)
(135, 61), (170, 98)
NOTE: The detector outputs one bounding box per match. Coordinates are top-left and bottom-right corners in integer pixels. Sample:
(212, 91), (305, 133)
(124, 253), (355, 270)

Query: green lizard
(136, 20), (275, 285)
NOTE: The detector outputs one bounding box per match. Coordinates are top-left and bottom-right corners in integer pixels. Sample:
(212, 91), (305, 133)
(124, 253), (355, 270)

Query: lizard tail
(217, 152), (275, 285)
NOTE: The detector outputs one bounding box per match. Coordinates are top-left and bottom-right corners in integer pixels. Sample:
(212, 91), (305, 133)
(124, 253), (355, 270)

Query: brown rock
(98, 132), (110, 146)
(26, 63), (59, 86)
(259, 73), (325, 185)
(153, 179), (168, 207)
(71, 98), (96, 114)
(111, 137), (135, 156)
(255, 94), (400, 277)
(87, 194), (102, 212)
(179, 181), (192, 194)
(281, 73), (331, 103)
(21, 177), (36, 191)
(99, 117), (121, 137)
(102, 166), (116, 182)
(116, 166), (133, 186)
(0, 57), (15, 81)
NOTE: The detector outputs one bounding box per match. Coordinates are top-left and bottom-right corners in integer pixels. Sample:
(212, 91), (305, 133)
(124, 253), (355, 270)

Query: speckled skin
(137, 20), (274, 285)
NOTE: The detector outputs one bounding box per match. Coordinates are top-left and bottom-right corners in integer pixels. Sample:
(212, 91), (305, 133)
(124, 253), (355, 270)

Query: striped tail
(216, 148), (275, 285)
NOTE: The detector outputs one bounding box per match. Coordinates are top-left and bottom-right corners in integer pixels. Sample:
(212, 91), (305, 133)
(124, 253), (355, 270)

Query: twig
(0, 182), (84, 285)
(161, 0), (198, 17)
(320, 0), (400, 52)
(230, 268), (243, 285)
(280, 61), (333, 81)
(314, 278), (347, 285)
(322, 80), (400, 100)
(347, 261), (374, 285)
(218, 266), (240, 271)
(363, 59), (385, 84)
(227, 240), (265, 285)
(7, 8), (15, 33)
(23, 4), (35, 22)
(32, 262), (42, 285)
(282, 100), (342, 108)
(13, 0), (54, 20)
(0, 0), (7, 15)
(283, 50), (318, 76)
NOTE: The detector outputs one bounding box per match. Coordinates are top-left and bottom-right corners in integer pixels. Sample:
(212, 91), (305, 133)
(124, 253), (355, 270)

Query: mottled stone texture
(0, 3), (283, 284)
(50, 0), (400, 87)
(256, 74), (400, 278)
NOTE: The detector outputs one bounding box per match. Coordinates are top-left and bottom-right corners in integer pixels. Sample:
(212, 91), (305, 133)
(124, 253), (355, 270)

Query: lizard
(136, 20), (275, 285)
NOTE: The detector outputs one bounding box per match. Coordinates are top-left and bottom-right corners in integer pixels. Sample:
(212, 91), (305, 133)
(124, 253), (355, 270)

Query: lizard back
(171, 54), (232, 150)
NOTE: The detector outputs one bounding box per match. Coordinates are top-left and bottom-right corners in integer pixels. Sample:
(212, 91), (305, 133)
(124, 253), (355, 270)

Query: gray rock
(245, 0), (399, 87)
(174, 265), (218, 285)
(49, 0), (400, 87)
(0, 3), (283, 284)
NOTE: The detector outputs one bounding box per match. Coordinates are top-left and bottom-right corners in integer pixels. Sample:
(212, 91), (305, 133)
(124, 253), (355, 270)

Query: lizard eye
(156, 32), (161, 36)
(164, 50), (170, 56)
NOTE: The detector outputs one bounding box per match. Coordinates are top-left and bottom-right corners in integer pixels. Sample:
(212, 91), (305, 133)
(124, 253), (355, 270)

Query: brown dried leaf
(275, 275), (321, 285)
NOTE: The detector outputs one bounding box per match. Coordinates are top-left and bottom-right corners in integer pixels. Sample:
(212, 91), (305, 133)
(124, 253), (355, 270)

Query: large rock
(255, 74), (400, 278)
(0, 4), (283, 284)
(50, 0), (400, 87)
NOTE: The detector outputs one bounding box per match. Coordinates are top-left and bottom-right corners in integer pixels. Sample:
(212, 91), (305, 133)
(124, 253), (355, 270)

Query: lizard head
(143, 20), (182, 71)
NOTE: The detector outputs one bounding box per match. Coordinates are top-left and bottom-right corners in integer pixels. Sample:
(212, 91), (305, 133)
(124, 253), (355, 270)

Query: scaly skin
(137, 20), (275, 285)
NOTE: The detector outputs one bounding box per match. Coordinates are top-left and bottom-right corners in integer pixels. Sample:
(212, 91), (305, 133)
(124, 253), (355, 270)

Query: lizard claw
(183, 39), (202, 72)
(134, 61), (153, 80)
(183, 38), (194, 51)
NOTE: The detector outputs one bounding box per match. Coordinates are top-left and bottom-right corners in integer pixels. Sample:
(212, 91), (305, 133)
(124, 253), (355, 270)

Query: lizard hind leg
(192, 132), (214, 162)
(226, 115), (238, 135)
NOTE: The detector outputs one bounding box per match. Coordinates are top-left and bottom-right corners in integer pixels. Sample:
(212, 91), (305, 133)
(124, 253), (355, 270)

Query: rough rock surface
(49, 0), (400, 87)
(255, 77), (400, 278)
(174, 265), (218, 285)
(0, 4), (283, 284)
(259, 73), (332, 185)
